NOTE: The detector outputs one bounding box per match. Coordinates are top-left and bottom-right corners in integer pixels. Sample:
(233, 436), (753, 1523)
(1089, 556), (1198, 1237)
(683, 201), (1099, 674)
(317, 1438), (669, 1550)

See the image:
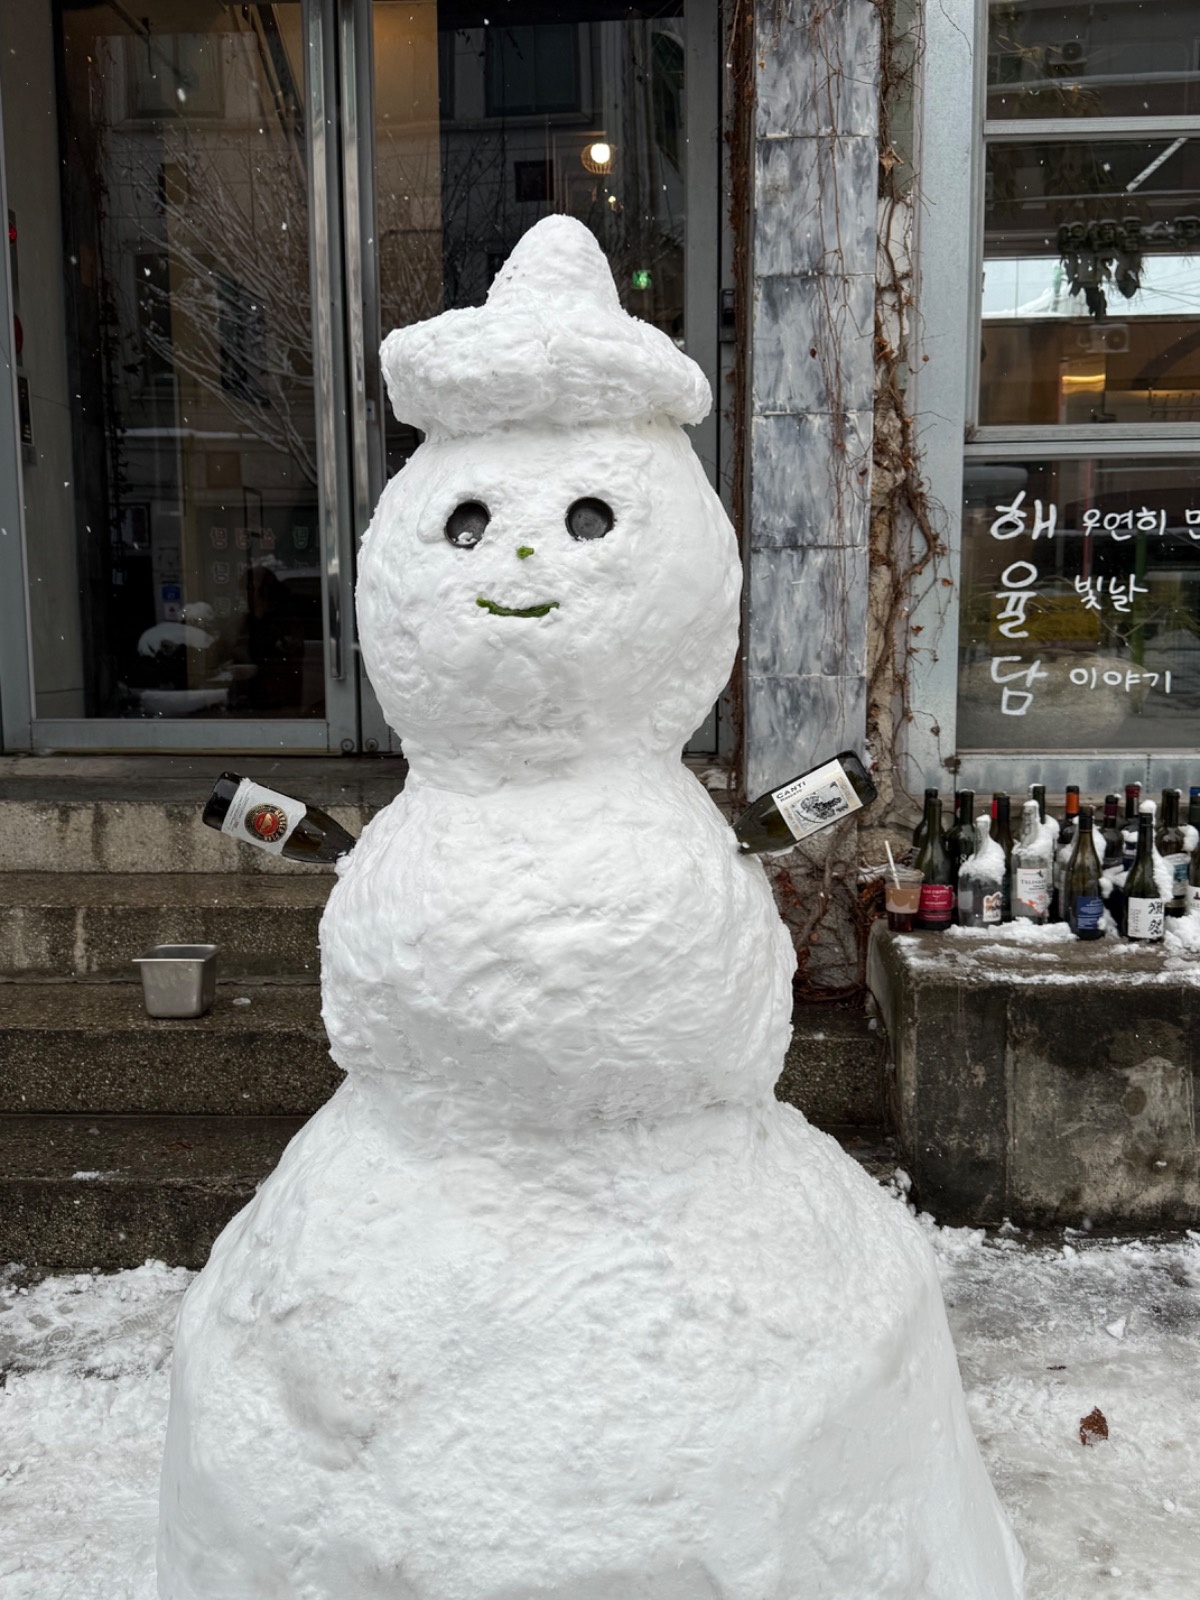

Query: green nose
(516, 546), (535, 560)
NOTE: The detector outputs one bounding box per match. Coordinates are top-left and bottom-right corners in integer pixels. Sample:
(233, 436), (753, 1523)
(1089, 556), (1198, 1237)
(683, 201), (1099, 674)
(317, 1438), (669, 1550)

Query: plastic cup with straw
(883, 838), (923, 932)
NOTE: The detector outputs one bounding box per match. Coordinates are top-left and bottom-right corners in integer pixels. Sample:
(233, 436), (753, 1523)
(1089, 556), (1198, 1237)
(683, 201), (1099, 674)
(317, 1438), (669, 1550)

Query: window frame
(908, 0), (1200, 796)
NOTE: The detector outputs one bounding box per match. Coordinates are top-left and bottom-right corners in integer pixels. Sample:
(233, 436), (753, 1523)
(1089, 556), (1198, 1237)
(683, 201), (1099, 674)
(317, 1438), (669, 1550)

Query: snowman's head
(358, 218), (740, 784)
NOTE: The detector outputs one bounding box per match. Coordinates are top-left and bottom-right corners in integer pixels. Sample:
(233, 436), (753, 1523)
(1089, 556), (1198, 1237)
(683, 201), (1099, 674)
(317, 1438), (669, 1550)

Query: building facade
(1, 1), (1198, 978)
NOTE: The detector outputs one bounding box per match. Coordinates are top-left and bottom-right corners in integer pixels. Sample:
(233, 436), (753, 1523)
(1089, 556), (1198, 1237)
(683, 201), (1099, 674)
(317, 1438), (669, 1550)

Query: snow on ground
(1, 1202), (1197, 1600)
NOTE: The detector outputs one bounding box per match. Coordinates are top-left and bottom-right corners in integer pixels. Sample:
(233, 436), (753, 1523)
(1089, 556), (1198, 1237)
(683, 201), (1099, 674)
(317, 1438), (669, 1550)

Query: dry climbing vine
(722, 0), (943, 997)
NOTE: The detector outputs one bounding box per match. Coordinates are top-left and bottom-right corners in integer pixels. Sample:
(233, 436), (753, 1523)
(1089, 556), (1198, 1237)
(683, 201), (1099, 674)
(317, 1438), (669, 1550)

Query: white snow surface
(156, 218), (1019, 1598)
(4, 1221), (1199, 1598)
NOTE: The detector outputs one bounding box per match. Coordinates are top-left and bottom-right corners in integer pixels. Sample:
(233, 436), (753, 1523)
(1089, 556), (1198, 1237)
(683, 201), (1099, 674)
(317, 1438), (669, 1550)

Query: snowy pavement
(1, 1193), (1197, 1600)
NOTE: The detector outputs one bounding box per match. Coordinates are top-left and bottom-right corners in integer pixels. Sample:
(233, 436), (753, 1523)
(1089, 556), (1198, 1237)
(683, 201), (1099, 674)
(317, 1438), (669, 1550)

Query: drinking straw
(884, 838), (900, 887)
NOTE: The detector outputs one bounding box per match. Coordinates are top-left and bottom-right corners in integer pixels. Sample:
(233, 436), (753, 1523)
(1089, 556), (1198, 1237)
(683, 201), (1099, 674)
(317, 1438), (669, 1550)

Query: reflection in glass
(987, 2), (1200, 120)
(6, 1), (321, 720)
(957, 457), (1200, 750)
(373, 2), (686, 475)
(980, 140), (1200, 425)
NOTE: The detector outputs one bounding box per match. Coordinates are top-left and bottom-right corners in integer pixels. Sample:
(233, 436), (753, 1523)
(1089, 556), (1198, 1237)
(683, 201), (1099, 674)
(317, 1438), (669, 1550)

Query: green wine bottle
(1156, 787), (1189, 917)
(1121, 802), (1165, 943)
(1064, 808), (1104, 941)
(732, 751), (877, 855)
(203, 772), (357, 864)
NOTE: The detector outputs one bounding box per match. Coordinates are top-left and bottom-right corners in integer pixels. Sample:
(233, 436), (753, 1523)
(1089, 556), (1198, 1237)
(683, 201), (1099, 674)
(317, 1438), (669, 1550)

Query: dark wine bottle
(732, 751), (877, 855)
(1064, 808), (1105, 941)
(1120, 782), (1142, 870)
(1156, 788), (1189, 917)
(1121, 802), (1165, 943)
(992, 793), (1015, 921)
(1099, 793), (1123, 869)
(1188, 786), (1200, 834)
(1029, 783), (1047, 824)
(913, 789), (954, 932)
(202, 772), (357, 864)
(946, 790), (977, 883)
(911, 787), (939, 851)
(1053, 785), (1081, 919)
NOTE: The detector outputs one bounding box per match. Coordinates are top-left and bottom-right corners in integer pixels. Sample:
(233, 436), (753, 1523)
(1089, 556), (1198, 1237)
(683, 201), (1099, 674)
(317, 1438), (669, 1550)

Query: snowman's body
(159, 220), (1023, 1600)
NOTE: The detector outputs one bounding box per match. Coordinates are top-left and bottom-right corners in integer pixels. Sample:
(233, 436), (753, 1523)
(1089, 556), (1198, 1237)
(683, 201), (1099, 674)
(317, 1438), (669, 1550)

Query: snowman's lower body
(158, 1085), (1023, 1600)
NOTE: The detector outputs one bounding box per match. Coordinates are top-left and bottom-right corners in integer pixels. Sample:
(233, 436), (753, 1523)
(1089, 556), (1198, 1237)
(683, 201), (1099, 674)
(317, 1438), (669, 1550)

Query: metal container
(133, 944), (218, 1018)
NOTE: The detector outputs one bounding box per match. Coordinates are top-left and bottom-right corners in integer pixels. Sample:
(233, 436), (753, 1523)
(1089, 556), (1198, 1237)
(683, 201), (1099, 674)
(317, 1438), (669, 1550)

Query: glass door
(0, 0), (723, 754)
(347, 0), (726, 753)
(0, 0), (356, 751)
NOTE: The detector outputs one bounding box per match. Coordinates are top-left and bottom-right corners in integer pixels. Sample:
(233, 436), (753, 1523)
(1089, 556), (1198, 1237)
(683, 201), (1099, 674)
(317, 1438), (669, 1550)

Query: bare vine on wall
(730, 0), (942, 999)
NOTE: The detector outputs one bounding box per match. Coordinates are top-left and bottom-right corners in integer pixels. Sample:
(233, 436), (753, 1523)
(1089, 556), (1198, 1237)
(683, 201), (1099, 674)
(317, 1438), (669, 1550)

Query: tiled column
(746, 0), (879, 798)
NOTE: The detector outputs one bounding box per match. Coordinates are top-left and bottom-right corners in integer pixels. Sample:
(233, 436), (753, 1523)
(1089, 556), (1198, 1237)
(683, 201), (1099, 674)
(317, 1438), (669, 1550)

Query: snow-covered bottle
(202, 772), (357, 863)
(1011, 799), (1051, 924)
(732, 750), (877, 854)
(1120, 782), (1142, 870)
(956, 816), (1005, 929)
(1155, 787), (1189, 917)
(1121, 802), (1165, 943)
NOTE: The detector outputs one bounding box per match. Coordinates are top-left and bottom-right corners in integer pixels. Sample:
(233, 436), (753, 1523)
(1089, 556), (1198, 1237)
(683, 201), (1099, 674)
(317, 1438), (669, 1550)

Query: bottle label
(1126, 897), (1165, 940)
(1164, 853), (1190, 899)
(1014, 866), (1049, 918)
(1073, 895), (1104, 931)
(220, 778), (307, 855)
(981, 889), (1002, 924)
(770, 758), (863, 842)
(918, 883), (954, 926)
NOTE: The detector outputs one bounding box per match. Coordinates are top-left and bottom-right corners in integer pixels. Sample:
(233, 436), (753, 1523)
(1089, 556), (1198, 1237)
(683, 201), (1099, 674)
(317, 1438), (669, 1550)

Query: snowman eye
(565, 498), (614, 541)
(444, 501), (490, 548)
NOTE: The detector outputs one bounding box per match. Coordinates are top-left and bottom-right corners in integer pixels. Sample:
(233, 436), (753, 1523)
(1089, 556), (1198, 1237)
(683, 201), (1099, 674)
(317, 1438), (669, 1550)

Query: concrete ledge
(868, 921), (1200, 1229)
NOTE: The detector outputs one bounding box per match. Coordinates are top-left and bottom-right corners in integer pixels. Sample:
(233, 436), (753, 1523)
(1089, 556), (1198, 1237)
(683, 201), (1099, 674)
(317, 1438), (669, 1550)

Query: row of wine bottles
(910, 781), (1200, 942)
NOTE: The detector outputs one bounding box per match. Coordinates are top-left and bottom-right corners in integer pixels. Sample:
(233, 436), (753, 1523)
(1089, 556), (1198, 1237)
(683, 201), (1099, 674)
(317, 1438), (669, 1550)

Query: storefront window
(958, 456), (1200, 750)
(950, 2), (1200, 760)
(987, 1), (1200, 121)
(980, 139), (1200, 426)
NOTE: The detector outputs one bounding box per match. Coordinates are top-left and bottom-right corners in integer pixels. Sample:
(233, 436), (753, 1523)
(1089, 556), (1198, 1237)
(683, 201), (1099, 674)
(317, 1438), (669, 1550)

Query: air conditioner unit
(1087, 323), (1130, 354)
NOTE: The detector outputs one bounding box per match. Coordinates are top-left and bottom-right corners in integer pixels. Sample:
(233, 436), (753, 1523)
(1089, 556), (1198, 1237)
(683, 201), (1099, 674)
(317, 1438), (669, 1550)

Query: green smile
(476, 597), (560, 618)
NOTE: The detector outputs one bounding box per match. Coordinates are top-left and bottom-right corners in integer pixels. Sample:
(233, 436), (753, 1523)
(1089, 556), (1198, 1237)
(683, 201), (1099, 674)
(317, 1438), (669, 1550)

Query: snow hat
(380, 215), (710, 438)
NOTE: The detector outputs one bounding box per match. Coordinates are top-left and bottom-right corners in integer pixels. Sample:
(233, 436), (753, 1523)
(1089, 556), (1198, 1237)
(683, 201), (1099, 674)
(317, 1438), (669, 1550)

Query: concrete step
(0, 1113), (306, 1271)
(0, 873), (331, 978)
(0, 982), (341, 1116)
(0, 754), (405, 873)
(775, 1001), (885, 1132)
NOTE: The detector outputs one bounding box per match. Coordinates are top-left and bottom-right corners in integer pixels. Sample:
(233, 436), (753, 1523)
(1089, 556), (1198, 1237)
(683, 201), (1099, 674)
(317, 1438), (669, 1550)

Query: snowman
(158, 217), (1023, 1600)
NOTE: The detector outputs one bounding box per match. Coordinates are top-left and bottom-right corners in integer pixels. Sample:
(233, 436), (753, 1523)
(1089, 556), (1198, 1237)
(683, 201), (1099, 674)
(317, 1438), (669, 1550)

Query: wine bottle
(1188, 837), (1200, 918)
(956, 816), (1004, 928)
(732, 751), (877, 855)
(913, 789), (954, 932)
(1053, 785), (1081, 918)
(992, 793), (1015, 921)
(1064, 808), (1105, 941)
(1120, 782), (1142, 870)
(1029, 783), (1047, 824)
(1156, 787), (1189, 917)
(1188, 786), (1200, 834)
(911, 787), (939, 851)
(946, 790), (977, 883)
(1012, 799), (1051, 924)
(1121, 802), (1165, 943)
(1099, 793), (1123, 869)
(202, 772), (357, 864)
